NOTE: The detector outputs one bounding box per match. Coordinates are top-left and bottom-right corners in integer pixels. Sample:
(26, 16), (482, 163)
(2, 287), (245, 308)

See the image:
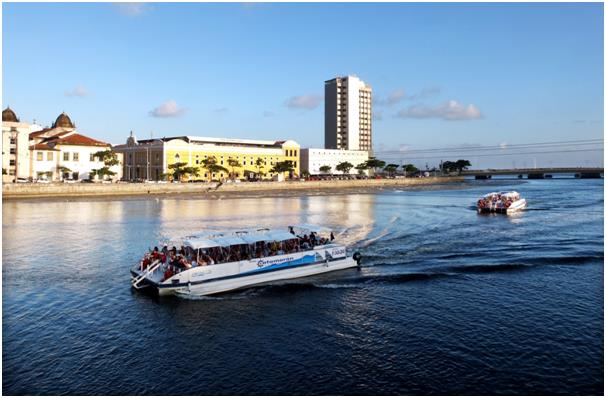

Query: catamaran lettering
(257, 257), (295, 268)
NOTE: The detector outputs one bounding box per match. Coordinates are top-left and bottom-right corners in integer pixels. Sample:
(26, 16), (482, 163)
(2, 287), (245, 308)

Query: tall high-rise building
(324, 75), (372, 152)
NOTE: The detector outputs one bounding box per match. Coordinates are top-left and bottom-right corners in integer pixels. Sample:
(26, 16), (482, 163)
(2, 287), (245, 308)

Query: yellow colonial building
(114, 133), (300, 181)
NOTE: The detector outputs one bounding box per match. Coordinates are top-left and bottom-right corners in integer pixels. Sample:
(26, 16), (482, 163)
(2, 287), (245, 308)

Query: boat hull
(478, 199), (527, 214)
(131, 245), (359, 297)
(167, 257), (357, 296)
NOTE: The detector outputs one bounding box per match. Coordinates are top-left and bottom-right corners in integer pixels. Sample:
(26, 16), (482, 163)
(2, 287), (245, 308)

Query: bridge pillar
(475, 175), (491, 180)
(528, 173), (544, 179)
(578, 172), (603, 179)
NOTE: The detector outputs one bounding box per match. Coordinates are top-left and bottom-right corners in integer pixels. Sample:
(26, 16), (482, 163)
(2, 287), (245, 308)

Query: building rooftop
(135, 135), (299, 148)
(2, 107), (19, 122)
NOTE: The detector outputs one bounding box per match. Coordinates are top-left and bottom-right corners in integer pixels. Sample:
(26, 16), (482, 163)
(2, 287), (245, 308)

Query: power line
(373, 138), (604, 155)
(378, 147), (604, 161)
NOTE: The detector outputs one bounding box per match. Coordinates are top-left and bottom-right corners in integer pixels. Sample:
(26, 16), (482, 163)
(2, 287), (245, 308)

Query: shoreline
(2, 177), (466, 201)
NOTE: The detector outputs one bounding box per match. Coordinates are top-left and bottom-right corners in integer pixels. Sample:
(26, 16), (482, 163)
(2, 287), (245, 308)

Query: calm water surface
(3, 179), (603, 395)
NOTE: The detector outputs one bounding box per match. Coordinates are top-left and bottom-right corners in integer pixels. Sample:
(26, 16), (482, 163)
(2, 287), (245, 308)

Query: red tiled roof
(29, 143), (59, 151)
(52, 133), (108, 147)
(29, 128), (55, 139)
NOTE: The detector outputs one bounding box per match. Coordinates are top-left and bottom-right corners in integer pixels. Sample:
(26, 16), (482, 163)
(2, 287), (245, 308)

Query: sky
(3, 2), (604, 168)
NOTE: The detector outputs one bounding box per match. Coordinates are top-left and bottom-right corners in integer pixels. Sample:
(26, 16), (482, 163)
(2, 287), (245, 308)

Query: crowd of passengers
(477, 193), (516, 209)
(140, 231), (336, 277)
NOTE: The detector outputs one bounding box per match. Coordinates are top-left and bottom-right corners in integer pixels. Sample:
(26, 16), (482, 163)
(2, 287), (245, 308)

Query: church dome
(2, 107), (19, 122)
(53, 112), (75, 128)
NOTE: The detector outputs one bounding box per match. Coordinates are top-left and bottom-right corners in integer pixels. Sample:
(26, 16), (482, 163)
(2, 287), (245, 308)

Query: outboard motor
(353, 251), (362, 266)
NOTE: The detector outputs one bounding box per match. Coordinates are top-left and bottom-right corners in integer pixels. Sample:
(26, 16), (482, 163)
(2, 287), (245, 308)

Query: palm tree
(255, 157), (266, 179)
(227, 157), (242, 179)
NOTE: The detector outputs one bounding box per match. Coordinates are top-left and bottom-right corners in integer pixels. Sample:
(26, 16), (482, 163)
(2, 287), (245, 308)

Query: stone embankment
(2, 177), (464, 199)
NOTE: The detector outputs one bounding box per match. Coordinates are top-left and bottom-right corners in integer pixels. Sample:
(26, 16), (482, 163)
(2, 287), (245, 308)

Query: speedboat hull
(477, 198), (527, 214)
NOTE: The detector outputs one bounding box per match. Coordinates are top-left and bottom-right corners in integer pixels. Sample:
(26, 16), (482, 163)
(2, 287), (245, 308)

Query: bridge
(461, 167), (604, 179)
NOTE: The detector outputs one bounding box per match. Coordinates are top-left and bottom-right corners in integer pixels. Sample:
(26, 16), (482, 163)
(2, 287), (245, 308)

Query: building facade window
(9, 137), (15, 145)
(37, 152), (43, 161)
(10, 148), (16, 155)
(9, 160), (15, 166)
(73, 152), (79, 161)
(48, 152), (53, 161)
(64, 152), (69, 161)
(90, 154), (95, 161)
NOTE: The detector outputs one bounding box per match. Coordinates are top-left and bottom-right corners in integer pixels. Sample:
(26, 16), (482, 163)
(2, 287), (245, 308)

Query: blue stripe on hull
(157, 257), (347, 290)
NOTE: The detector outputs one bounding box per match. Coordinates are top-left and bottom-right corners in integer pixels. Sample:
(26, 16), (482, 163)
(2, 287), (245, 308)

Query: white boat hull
(165, 257), (357, 296)
(478, 198), (527, 214)
(131, 244), (360, 297)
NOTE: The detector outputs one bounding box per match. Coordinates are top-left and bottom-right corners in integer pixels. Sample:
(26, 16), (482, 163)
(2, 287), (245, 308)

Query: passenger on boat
(141, 253), (152, 271)
(310, 232), (317, 246)
(198, 251), (214, 265)
(151, 246), (162, 262)
(330, 232), (335, 241)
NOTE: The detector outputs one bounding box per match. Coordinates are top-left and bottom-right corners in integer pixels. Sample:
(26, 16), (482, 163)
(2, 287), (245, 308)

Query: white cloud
(285, 94), (323, 110)
(408, 87), (441, 100)
(387, 89), (406, 105)
(115, 3), (148, 16)
(263, 110), (276, 117)
(397, 100), (482, 121)
(65, 84), (89, 97)
(375, 88), (406, 106)
(149, 100), (186, 118)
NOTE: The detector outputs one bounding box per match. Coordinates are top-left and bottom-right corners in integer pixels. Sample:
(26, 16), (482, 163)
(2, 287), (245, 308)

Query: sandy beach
(2, 176), (465, 201)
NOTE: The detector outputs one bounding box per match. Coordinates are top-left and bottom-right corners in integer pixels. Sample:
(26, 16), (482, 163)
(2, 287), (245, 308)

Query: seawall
(2, 177), (464, 200)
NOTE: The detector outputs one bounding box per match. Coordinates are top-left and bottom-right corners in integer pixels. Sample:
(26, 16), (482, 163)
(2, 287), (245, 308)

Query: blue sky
(3, 2), (604, 167)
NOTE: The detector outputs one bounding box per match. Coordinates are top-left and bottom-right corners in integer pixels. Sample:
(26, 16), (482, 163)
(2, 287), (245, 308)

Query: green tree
(365, 157), (386, 175)
(270, 160), (295, 177)
(335, 161), (354, 175)
(89, 169), (98, 180)
(441, 160), (471, 175)
(355, 163), (368, 175)
(301, 170), (310, 179)
(168, 162), (190, 181)
(383, 163), (399, 177)
(255, 157), (266, 178)
(227, 157), (242, 179)
(319, 165), (332, 174)
(59, 166), (72, 180)
(403, 164), (418, 175)
(93, 149), (120, 167)
(454, 159), (472, 174)
(97, 166), (117, 180)
(202, 156), (229, 181)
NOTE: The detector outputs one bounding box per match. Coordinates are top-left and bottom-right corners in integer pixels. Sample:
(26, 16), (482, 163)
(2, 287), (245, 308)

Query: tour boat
(130, 225), (362, 297)
(477, 191), (527, 214)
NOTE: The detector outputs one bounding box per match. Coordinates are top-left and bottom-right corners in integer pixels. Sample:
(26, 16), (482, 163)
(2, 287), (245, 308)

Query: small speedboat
(477, 191), (527, 214)
(130, 225), (362, 297)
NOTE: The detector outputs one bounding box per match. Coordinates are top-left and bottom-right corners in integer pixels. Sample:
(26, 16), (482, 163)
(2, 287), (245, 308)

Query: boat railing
(132, 259), (162, 289)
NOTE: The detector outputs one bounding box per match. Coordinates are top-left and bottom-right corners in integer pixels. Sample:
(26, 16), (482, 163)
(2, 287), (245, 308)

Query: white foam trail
(356, 215), (400, 248)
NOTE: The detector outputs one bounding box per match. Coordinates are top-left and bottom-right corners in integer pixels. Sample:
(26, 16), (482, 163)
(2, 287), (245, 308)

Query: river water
(2, 179), (603, 395)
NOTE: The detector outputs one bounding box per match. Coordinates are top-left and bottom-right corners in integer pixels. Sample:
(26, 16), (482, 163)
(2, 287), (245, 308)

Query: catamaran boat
(130, 225), (362, 297)
(477, 191), (527, 214)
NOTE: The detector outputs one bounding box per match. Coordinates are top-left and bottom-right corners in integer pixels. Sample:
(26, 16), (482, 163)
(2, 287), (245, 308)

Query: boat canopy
(289, 224), (333, 236)
(182, 237), (221, 249)
(183, 228), (299, 249)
